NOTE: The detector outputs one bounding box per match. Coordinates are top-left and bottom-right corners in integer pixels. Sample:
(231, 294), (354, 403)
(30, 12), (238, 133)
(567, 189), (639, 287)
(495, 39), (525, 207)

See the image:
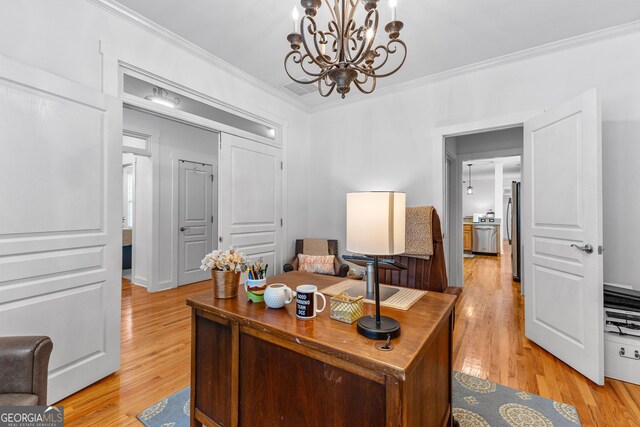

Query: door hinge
(211, 174), (214, 182)
(219, 236), (223, 243)
(211, 215), (214, 223)
(280, 161), (283, 170)
(598, 245), (604, 255)
(280, 218), (283, 227)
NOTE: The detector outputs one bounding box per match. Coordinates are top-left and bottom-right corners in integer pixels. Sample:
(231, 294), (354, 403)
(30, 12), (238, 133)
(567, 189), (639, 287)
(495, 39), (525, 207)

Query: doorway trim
(100, 43), (287, 291)
(432, 110), (540, 287)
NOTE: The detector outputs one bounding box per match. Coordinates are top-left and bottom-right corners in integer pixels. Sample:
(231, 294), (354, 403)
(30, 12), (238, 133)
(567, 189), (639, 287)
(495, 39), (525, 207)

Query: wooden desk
(187, 271), (456, 427)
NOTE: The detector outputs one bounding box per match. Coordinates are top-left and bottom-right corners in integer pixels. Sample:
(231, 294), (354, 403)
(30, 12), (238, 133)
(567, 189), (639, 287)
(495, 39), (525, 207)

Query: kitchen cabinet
(463, 224), (473, 252)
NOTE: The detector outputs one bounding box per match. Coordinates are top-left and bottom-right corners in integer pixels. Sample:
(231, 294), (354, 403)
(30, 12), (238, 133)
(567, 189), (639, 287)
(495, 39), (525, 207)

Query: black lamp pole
(357, 255), (401, 339)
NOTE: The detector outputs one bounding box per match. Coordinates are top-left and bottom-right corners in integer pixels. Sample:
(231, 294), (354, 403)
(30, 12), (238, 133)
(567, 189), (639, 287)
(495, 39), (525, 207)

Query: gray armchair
(283, 239), (349, 277)
(0, 336), (53, 406)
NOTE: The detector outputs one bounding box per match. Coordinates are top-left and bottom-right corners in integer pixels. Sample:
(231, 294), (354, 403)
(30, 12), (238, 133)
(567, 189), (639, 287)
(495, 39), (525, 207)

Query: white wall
(0, 0), (311, 265)
(307, 31), (640, 291)
(463, 180), (495, 217)
(124, 108), (218, 291)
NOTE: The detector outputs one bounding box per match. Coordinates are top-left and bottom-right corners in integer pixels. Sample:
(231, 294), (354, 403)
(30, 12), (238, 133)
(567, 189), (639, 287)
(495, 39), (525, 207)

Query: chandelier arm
(320, 23), (341, 66)
(353, 76), (377, 95)
(300, 56), (331, 78)
(324, 25), (340, 51)
(300, 16), (334, 69)
(345, 20), (359, 61)
(284, 52), (327, 83)
(346, 0), (358, 28)
(318, 78), (337, 97)
(360, 40), (407, 77)
(323, 0), (338, 23)
(345, 9), (378, 64)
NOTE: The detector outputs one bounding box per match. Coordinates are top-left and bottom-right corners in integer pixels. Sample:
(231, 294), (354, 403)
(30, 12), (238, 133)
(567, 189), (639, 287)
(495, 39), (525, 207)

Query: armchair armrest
(336, 263), (349, 278)
(0, 336), (53, 405)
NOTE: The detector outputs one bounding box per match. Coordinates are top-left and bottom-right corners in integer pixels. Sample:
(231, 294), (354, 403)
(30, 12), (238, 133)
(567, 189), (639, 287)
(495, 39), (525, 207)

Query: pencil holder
(244, 278), (267, 303)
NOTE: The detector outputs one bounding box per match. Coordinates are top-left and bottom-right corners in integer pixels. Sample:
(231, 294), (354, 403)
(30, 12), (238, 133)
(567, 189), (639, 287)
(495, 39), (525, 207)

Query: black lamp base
(357, 315), (401, 340)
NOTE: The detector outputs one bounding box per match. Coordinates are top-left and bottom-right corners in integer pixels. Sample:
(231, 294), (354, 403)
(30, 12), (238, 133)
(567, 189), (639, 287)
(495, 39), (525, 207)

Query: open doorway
(122, 106), (219, 291)
(461, 156), (521, 281)
(121, 133), (153, 286)
(443, 126), (524, 288)
(121, 153), (134, 281)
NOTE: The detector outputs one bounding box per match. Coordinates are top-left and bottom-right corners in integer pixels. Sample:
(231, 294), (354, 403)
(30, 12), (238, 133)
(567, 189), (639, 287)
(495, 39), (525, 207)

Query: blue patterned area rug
(137, 372), (580, 426)
(452, 372), (580, 426)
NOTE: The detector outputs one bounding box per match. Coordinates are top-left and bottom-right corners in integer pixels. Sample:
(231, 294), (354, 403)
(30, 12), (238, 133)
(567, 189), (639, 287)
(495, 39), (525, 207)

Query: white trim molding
(311, 20), (640, 113)
(86, 0), (310, 113)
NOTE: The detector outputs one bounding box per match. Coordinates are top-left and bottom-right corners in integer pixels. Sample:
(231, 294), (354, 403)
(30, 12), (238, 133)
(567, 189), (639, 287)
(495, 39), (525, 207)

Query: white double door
(218, 133), (282, 276)
(523, 89), (604, 384)
(0, 55), (121, 403)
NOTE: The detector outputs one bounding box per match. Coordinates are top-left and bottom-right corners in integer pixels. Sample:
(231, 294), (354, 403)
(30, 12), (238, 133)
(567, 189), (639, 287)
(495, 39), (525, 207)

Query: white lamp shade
(346, 192), (406, 255)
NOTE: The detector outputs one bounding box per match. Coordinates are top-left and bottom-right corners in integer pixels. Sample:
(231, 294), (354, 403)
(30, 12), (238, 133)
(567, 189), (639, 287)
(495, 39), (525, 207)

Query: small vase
(211, 270), (240, 299)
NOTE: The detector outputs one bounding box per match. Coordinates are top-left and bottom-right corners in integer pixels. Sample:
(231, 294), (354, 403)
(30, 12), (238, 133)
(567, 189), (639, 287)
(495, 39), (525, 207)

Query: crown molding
(86, 0), (310, 113)
(310, 19), (640, 113)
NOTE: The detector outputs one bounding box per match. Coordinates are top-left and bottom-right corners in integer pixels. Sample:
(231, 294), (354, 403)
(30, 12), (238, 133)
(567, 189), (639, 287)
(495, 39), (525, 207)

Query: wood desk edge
(187, 272), (456, 380)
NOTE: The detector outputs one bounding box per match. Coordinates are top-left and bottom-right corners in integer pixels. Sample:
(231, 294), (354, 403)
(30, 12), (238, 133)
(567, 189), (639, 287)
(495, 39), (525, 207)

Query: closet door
(0, 55), (122, 402)
(218, 133), (282, 275)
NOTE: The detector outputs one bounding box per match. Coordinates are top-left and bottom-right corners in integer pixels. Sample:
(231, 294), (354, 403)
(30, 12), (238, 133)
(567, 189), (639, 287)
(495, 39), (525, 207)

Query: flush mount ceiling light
(467, 164), (474, 195)
(145, 86), (180, 108)
(285, 0), (407, 99)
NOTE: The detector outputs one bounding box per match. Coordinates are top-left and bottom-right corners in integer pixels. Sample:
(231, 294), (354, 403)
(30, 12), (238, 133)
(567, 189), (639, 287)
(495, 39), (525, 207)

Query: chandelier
(285, 0), (407, 99)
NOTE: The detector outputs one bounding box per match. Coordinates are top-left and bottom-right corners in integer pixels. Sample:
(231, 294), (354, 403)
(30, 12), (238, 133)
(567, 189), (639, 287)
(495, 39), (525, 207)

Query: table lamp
(346, 191), (405, 340)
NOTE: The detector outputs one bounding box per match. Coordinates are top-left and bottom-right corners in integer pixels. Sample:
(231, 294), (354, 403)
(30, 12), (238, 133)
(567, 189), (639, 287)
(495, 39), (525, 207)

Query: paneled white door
(219, 134), (282, 275)
(0, 55), (121, 402)
(178, 160), (213, 285)
(523, 89), (604, 384)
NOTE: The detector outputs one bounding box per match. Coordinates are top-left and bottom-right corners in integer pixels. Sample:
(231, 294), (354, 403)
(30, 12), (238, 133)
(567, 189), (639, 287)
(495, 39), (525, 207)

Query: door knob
(570, 243), (593, 254)
(180, 226), (190, 232)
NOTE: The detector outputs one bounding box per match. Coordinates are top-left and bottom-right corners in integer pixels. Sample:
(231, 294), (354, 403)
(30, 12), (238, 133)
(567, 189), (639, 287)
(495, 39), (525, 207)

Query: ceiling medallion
(285, 0), (407, 99)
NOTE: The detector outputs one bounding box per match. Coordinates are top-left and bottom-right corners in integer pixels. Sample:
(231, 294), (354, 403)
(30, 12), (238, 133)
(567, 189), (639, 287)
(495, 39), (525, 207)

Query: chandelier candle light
(285, 0), (407, 99)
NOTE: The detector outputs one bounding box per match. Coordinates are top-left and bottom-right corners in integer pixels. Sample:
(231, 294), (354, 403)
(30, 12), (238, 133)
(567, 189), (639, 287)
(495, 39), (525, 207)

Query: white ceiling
(464, 156), (521, 182)
(114, 0), (640, 109)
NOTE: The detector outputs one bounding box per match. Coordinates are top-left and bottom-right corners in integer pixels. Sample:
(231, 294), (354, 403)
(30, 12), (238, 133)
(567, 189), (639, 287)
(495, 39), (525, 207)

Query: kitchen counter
(464, 219), (501, 225)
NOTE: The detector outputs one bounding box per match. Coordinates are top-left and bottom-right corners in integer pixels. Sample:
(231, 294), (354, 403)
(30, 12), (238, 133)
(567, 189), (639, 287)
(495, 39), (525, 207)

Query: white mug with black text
(295, 284), (326, 319)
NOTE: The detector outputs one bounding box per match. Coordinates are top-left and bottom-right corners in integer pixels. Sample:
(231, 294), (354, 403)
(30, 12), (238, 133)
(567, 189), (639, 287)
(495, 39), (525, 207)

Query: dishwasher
(472, 224), (498, 254)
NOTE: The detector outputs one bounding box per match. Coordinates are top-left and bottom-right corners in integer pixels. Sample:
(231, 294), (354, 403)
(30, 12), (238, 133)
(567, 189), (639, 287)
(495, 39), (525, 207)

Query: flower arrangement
(200, 247), (248, 273)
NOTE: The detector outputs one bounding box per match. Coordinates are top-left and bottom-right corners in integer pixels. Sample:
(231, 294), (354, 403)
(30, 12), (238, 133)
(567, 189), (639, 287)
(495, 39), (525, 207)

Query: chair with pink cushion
(283, 239), (349, 277)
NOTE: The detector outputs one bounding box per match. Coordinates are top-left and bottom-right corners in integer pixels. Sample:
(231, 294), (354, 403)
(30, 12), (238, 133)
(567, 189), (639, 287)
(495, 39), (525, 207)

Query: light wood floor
(57, 279), (212, 426)
(58, 248), (640, 426)
(454, 243), (640, 426)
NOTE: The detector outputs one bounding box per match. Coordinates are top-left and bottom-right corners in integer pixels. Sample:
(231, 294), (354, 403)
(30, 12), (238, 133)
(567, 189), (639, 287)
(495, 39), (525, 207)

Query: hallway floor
(454, 242), (640, 426)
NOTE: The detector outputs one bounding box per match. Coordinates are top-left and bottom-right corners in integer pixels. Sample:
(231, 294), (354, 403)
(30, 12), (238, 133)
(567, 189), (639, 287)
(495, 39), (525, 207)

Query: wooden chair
(378, 209), (460, 296)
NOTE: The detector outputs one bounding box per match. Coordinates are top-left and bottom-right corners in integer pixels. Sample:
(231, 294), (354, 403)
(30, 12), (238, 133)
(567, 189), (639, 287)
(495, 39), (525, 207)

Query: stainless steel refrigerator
(506, 181), (521, 282)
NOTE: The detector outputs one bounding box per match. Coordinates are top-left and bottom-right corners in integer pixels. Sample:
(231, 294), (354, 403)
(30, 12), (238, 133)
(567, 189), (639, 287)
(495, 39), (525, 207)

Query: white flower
(200, 247), (248, 272)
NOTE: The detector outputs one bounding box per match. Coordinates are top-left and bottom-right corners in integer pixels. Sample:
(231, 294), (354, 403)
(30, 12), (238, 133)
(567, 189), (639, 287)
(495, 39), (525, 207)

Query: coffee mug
(296, 284), (326, 319)
(264, 283), (295, 309)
